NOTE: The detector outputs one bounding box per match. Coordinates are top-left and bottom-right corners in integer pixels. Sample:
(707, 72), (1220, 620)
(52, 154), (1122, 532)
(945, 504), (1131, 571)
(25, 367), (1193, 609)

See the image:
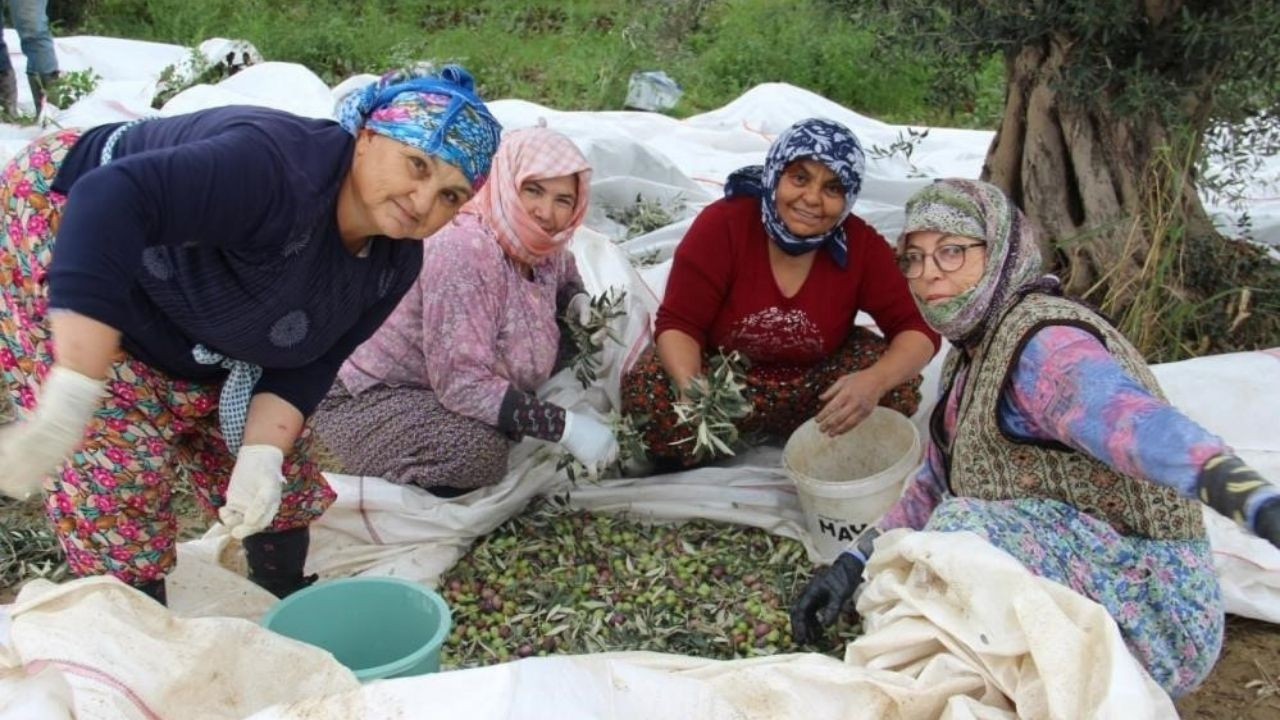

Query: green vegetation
(46, 68), (101, 108)
(63, 0), (995, 126)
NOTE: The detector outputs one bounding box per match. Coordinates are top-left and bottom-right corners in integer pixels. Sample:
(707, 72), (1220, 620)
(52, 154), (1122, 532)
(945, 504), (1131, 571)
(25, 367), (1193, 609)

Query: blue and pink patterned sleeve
(999, 325), (1228, 500)
(847, 441), (949, 562)
(877, 443), (948, 533)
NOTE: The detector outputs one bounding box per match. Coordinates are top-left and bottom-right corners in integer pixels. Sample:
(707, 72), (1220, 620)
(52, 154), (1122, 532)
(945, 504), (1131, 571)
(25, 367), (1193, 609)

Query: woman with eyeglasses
(792, 178), (1280, 698)
(620, 118), (939, 469)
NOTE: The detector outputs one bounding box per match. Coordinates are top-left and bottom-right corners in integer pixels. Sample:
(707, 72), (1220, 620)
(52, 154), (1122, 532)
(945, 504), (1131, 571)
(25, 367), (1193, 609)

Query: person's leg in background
(7, 0), (58, 111)
(0, 16), (17, 117)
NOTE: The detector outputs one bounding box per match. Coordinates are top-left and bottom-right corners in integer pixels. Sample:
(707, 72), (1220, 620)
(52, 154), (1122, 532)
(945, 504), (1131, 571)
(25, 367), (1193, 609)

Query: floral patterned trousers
(0, 130), (334, 587)
(621, 327), (922, 467)
(926, 496), (1223, 698)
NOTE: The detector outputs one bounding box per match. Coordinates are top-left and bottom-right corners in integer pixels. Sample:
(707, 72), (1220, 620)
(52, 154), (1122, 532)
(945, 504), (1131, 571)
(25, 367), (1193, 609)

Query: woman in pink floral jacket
(315, 127), (618, 496)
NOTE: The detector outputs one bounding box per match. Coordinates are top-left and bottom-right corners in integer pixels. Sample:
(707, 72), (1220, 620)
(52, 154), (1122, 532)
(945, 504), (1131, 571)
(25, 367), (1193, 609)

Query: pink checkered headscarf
(466, 127), (592, 266)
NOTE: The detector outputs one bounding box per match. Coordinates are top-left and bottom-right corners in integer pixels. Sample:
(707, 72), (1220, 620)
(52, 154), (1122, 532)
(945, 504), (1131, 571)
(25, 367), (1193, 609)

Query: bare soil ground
(1176, 616), (1280, 718)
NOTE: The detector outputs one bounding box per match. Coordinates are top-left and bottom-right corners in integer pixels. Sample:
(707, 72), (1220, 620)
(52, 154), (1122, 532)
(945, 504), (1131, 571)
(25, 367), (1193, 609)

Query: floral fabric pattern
(0, 130), (333, 586)
(338, 212), (582, 426)
(926, 496), (1222, 698)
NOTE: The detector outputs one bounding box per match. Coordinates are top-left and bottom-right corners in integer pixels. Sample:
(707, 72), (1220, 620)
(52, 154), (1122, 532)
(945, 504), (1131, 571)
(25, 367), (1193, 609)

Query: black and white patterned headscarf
(724, 118), (865, 267)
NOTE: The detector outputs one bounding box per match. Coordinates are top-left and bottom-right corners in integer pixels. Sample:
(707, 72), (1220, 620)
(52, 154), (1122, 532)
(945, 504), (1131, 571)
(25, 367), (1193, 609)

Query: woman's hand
(565, 292), (595, 329)
(790, 552), (866, 645)
(0, 367), (107, 500)
(815, 370), (884, 436)
(0, 311), (121, 499)
(655, 329), (704, 400)
(216, 394), (302, 536)
(220, 445), (286, 539)
(560, 411), (620, 477)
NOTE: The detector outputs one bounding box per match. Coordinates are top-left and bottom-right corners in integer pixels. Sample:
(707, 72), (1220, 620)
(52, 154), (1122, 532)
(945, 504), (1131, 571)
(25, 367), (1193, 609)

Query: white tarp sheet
(2, 32), (1278, 719)
(2, 530), (1179, 720)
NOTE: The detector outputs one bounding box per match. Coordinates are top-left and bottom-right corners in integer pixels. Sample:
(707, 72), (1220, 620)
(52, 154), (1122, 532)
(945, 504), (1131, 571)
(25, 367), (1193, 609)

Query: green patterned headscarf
(899, 179), (1046, 347)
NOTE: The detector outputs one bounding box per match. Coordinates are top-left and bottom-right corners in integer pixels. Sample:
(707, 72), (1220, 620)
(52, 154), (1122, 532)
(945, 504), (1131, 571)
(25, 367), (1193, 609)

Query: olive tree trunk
(980, 35), (1219, 299)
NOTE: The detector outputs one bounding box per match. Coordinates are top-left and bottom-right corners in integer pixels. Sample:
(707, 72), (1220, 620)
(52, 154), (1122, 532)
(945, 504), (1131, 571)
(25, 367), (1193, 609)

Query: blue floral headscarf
(336, 64), (502, 190)
(724, 118), (865, 267)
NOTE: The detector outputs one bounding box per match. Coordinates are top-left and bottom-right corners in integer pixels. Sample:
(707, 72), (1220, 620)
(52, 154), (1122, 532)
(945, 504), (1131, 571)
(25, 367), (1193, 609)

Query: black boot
(0, 67), (17, 118)
(27, 71), (58, 114)
(243, 526), (318, 599)
(136, 578), (167, 606)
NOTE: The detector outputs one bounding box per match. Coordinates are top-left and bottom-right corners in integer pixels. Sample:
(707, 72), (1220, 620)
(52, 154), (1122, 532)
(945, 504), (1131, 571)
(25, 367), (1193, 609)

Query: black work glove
(1255, 498), (1280, 550)
(1197, 454), (1280, 549)
(790, 552), (865, 645)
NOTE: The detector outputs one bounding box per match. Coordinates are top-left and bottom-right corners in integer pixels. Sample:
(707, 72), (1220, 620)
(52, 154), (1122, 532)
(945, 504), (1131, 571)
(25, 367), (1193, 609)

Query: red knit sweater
(655, 196), (938, 370)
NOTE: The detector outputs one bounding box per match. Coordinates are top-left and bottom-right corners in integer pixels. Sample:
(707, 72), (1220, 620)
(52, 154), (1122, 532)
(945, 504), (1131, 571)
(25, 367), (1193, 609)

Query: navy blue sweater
(49, 106), (423, 416)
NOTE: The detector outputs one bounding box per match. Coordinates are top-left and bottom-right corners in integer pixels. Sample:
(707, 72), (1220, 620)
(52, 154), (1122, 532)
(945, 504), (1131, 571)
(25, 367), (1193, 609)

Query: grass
(64, 0), (999, 126)
(1089, 141), (1280, 362)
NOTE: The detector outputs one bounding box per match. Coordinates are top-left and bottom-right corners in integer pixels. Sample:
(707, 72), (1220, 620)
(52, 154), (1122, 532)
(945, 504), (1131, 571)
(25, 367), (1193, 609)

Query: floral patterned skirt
(313, 382), (511, 491)
(926, 496), (1224, 698)
(620, 327), (922, 467)
(0, 130), (334, 587)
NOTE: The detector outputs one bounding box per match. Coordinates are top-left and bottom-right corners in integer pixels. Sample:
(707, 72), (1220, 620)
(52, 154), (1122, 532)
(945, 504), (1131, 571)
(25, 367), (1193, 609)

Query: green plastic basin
(261, 577), (452, 682)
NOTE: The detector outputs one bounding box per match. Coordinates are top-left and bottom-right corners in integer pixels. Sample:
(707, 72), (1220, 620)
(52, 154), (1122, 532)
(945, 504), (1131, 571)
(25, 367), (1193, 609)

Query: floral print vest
(932, 293), (1204, 540)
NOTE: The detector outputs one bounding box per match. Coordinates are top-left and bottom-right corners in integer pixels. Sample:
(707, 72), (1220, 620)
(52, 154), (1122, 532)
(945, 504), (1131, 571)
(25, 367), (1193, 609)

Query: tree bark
(979, 32), (1218, 301)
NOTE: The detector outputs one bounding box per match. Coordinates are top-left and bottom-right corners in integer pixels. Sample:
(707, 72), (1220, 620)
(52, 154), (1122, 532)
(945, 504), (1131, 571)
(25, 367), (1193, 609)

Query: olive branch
(562, 288), (628, 389)
(671, 350), (751, 461)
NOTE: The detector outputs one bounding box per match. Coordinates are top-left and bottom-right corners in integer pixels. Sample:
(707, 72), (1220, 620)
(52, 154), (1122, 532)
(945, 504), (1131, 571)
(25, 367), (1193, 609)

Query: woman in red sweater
(621, 118), (939, 467)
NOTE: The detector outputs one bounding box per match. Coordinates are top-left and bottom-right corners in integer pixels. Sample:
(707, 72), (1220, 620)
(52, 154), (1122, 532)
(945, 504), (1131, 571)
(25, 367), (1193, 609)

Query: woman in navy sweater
(0, 65), (501, 604)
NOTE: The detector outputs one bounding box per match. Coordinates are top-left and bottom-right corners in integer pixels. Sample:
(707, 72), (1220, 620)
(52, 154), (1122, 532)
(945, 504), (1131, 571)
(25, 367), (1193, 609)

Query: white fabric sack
(2, 577), (359, 719)
(10, 531), (1169, 719)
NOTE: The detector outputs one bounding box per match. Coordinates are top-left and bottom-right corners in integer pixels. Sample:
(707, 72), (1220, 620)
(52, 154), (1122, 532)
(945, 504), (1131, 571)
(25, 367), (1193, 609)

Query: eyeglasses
(897, 242), (987, 279)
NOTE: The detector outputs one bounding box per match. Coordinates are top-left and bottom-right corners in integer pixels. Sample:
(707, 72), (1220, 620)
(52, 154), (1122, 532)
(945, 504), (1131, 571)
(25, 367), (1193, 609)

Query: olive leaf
(670, 349), (751, 462)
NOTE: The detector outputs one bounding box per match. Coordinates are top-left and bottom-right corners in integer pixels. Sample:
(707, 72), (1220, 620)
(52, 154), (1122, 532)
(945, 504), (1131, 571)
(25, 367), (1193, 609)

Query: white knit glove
(220, 444), (286, 539)
(566, 293), (611, 344)
(0, 367), (106, 501)
(560, 411), (620, 474)
(565, 292), (593, 325)
(566, 292), (620, 382)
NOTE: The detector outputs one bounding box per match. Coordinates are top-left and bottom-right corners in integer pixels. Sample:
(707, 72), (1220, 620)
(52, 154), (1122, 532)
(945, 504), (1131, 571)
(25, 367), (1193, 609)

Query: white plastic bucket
(783, 406), (922, 562)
